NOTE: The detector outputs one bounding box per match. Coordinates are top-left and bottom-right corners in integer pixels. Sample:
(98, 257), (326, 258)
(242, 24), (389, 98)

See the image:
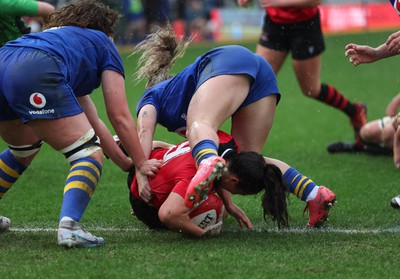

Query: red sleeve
(171, 178), (191, 199)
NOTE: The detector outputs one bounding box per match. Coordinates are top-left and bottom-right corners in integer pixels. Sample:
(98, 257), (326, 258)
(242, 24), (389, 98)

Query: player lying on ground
(328, 93), (400, 156)
(344, 29), (400, 169)
(117, 131), (336, 238)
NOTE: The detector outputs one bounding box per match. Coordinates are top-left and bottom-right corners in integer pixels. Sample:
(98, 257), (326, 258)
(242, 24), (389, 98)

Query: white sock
(60, 216), (74, 223)
(305, 186), (319, 202)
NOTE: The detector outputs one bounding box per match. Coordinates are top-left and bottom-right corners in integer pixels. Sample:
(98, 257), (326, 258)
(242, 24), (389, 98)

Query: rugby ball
(189, 193), (225, 229)
(0, 216), (10, 232)
(391, 195), (400, 209)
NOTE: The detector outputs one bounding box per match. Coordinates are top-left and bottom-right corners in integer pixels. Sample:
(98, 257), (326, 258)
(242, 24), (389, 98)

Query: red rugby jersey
(266, 7), (318, 24)
(130, 131), (237, 208)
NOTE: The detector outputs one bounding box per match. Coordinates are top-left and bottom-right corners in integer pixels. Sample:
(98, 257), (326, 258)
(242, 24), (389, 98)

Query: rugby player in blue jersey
(0, 0), (161, 248)
(131, 24), (336, 228)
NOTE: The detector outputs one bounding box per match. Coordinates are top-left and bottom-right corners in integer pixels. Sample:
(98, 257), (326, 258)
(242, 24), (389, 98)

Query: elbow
(158, 209), (173, 227)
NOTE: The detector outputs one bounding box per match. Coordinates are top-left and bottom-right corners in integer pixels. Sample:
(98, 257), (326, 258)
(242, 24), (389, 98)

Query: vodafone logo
(29, 93), (46, 109)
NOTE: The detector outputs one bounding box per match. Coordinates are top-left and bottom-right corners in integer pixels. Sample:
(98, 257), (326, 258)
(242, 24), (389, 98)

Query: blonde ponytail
(133, 24), (191, 88)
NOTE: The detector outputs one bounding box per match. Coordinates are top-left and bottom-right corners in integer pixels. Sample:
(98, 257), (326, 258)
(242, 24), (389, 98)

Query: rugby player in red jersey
(237, 0), (367, 150)
(121, 131), (336, 238)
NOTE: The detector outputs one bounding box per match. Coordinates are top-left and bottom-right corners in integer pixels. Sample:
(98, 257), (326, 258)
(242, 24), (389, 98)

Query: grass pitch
(1, 30), (400, 279)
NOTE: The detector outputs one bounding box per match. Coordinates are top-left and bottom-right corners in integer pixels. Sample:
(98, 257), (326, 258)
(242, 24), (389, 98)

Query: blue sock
(282, 167), (317, 202)
(192, 140), (218, 167)
(60, 158), (102, 222)
(0, 149), (27, 199)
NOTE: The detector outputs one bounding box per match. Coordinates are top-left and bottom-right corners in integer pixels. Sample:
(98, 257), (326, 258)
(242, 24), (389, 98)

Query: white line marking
(7, 227), (400, 233)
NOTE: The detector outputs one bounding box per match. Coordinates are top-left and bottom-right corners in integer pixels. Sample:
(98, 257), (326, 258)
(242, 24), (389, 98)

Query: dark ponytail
(261, 163), (289, 229)
(228, 152), (289, 229)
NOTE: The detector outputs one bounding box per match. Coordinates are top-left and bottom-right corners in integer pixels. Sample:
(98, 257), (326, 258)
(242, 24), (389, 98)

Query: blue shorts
(196, 45), (280, 108)
(0, 47), (83, 123)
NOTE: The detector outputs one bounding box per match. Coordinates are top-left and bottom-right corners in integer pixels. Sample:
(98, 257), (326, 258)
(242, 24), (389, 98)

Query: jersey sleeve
(136, 89), (159, 117)
(0, 0), (38, 16)
(171, 178), (191, 199)
(101, 43), (125, 78)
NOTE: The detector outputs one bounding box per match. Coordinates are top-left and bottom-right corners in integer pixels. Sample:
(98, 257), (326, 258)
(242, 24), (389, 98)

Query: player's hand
(226, 204), (253, 229)
(136, 171), (153, 202)
(202, 221), (223, 238)
(392, 114), (400, 131)
(138, 159), (162, 177)
(345, 43), (377, 66)
(386, 31), (400, 53)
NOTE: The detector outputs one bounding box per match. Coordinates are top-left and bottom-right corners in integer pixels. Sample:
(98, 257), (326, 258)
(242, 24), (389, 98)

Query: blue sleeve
(136, 89), (158, 117)
(101, 43), (125, 78)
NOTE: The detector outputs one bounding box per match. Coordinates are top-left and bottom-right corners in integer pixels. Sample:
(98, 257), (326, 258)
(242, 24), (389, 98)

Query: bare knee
(158, 208), (172, 227)
(360, 121), (381, 144)
(186, 121), (219, 145)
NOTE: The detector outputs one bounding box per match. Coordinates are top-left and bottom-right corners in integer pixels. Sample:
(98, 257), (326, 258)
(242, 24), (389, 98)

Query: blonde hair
(133, 24), (191, 89)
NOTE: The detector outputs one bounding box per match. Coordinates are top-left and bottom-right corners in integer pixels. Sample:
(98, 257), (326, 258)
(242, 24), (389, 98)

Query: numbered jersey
(130, 131), (238, 208)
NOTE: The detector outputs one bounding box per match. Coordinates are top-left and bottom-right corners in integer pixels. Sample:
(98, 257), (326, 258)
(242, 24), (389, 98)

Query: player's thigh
(256, 44), (288, 74)
(382, 122), (396, 148)
(0, 119), (40, 146)
(292, 55), (322, 97)
(231, 94), (278, 153)
(187, 74), (251, 130)
(360, 120), (383, 144)
(26, 113), (93, 151)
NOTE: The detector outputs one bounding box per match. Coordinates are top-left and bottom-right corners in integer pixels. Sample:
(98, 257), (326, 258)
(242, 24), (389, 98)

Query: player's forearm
(374, 44), (398, 61)
(96, 120), (132, 171)
(109, 113), (146, 168)
(163, 215), (205, 238)
(137, 105), (158, 159)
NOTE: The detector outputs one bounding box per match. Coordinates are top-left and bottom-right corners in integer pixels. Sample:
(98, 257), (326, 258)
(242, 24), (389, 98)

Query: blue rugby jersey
(4, 26), (124, 96)
(136, 45), (280, 136)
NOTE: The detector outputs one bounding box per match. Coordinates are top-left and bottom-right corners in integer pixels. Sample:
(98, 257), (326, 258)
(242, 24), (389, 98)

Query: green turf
(1, 30), (400, 279)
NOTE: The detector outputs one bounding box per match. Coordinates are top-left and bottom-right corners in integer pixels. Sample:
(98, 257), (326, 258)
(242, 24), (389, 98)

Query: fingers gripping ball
(189, 193), (225, 230)
(0, 216), (11, 232)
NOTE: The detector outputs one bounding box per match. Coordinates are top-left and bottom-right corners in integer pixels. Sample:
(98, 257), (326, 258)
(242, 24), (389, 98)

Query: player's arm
(386, 93), (400, 117)
(77, 95), (133, 171)
(1, 0), (54, 17)
(101, 70), (161, 176)
(137, 104), (158, 159)
(345, 41), (398, 66)
(159, 192), (221, 238)
(216, 188), (253, 229)
(36, 1), (55, 22)
(153, 140), (175, 149)
(136, 104), (159, 202)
